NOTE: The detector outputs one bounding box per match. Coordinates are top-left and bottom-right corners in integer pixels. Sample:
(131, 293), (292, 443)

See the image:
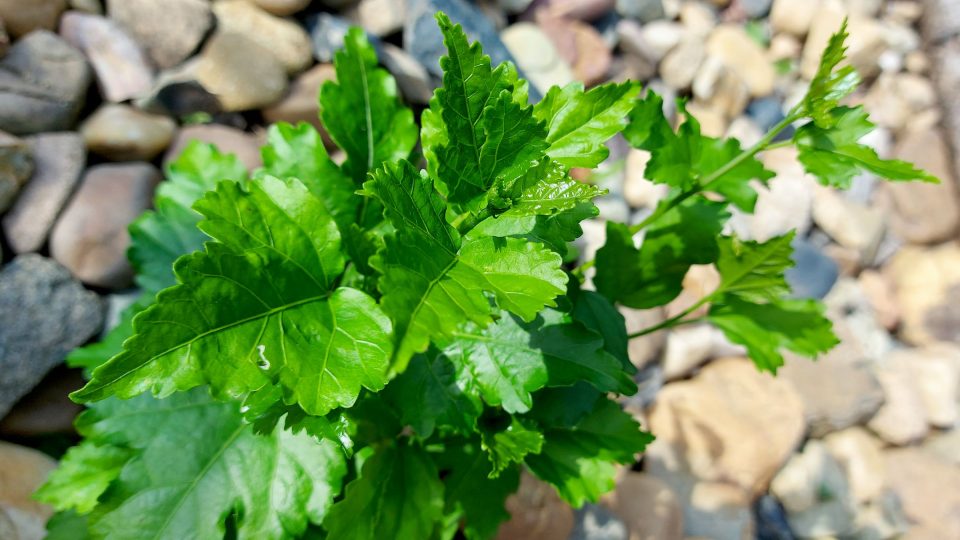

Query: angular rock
(1, 132), (85, 253)
(196, 31), (288, 111)
(0, 0), (67, 38)
(379, 43), (434, 105)
(886, 129), (960, 244)
(502, 22), (574, 95)
(164, 124), (262, 171)
(497, 472), (575, 540)
(58, 11), (153, 102)
(770, 441), (857, 538)
(822, 427), (886, 505)
(0, 131), (33, 213)
(346, 0), (407, 37)
(706, 24), (775, 97)
(135, 59), (222, 118)
(647, 358), (806, 497)
(252, 0), (311, 16)
(0, 30), (91, 135)
(50, 162), (160, 288)
(867, 354), (930, 445)
(0, 441), (58, 540)
(0, 255), (104, 418)
(106, 0), (212, 69)
(602, 473), (684, 540)
(80, 104), (176, 161)
(884, 448), (960, 539)
(887, 243), (960, 345)
(262, 63), (337, 135)
(212, 0), (312, 74)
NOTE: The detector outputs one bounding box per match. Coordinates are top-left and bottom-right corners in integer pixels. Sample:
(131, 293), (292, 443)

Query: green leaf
(533, 81), (640, 168)
(383, 349), (483, 437)
(570, 289), (632, 373)
(714, 232), (795, 303)
(524, 399), (653, 506)
(431, 13), (549, 212)
(159, 141), (249, 210)
(323, 444), (444, 540)
(45, 512), (91, 540)
(595, 199), (729, 309)
(76, 390), (347, 540)
(319, 27), (417, 183)
(801, 19), (860, 129)
(35, 442), (132, 514)
(708, 296), (839, 372)
(366, 161), (567, 370)
(438, 444), (519, 540)
(73, 177), (392, 417)
(698, 137), (775, 212)
(794, 106), (938, 188)
(446, 310), (635, 414)
(480, 416), (544, 476)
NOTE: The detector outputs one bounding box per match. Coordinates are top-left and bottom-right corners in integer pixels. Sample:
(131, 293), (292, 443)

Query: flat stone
(196, 31), (288, 111)
(706, 24), (775, 97)
(59, 11), (153, 102)
(164, 124), (262, 171)
(0, 441), (58, 540)
(887, 243), (960, 345)
(884, 448), (960, 539)
(106, 0), (212, 69)
(647, 357), (806, 497)
(50, 162), (160, 288)
(0, 131), (33, 213)
(502, 22), (574, 95)
(346, 0), (407, 37)
(2, 133), (85, 253)
(0, 0), (66, 38)
(497, 472), (575, 540)
(213, 0), (312, 74)
(0, 254), (104, 418)
(262, 63), (338, 136)
(81, 104), (176, 161)
(602, 473), (684, 540)
(0, 30), (91, 135)
(251, 0), (311, 16)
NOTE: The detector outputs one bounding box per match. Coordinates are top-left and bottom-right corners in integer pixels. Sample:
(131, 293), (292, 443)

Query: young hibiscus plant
(36, 13), (935, 540)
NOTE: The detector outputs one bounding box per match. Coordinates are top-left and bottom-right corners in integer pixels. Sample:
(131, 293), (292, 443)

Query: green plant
(37, 15), (934, 540)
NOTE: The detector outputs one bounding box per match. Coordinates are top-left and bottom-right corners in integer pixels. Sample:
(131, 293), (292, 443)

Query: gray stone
(1, 133), (85, 253)
(106, 0), (212, 69)
(615, 0), (664, 23)
(380, 43), (435, 105)
(0, 254), (104, 419)
(786, 237), (838, 300)
(740, 0), (772, 18)
(570, 504), (628, 540)
(753, 495), (794, 540)
(308, 13), (381, 64)
(0, 131), (33, 213)
(0, 30), (91, 135)
(50, 162), (160, 289)
(59, 11), (153, 102)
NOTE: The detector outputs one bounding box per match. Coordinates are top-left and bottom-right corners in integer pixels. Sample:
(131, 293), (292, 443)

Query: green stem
(627, 295), (714, 339)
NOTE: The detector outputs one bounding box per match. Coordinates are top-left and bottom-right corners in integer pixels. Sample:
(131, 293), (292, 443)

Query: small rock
(904, 50), (929, 74)
(660, 39), (705, 90)
(619, 306), (666, 369)
(0, 367), (84, 437)
(812, 186), (886, 264)
(346, 0), (407, 37)
(602, 473), (684, 540)
(884, 448), (960, 539)
(858, 269), (899, 331)
(58, 11), (153, 102)
(164, 124), (262, 171)
(498, 0), (534, 15)
(823, 278), (893, 361)
(497, 472), (575, 540)
(683, 101), (727, 137)
(785, 237), (838, 300)
(379, 43), (435, 105)
(539, 0), (617, 22)
(706, 24), (775, 97)
(747, 148), (814, 242)
(678, 1), (716, 38)
(770, 441), (857, 538)
(770, 0), (817, 36)
(615, 0), (665, 23)
(262, 63), (338, 135)
(0, 30), (91, 135)
(665, 264), (720, 320)
(69, 0), (102, 14)
(884, 129), (960, 244)
(740, 0), (772, 18)
(923, 429), (960, 467)
(1, 133), (85, 254)
(251, 0), (311, 16)
(867, 354), (930, 445)
(308, 13), (380, 64)
(746, 97), (786, 133)
(213, 0), (312, 74)
(106, 0), (212, 69)
(693, 56), (750, 119)
(538, 13), (612, 86)
(196, 31), (288, 111)
(50, 162), (160, 288)
(647, 357), (805, 497)
(887, 243), (960, 345)
(135, 59), (222, 118)
(0, 131), (33, 213)
(618, 20), (684, 64)
(767, 33), (801, 63)
(0, 441), (58, 540)
(891, 344), (960, 429)
(80, 104), (176, 161)
(502, 22), (574, 94)
(0, 254), (104, 418)
(0, 18), (8, 58)
(623, 149), (667, 208)
(661, 325), (716, 379)
(725, 116), (763, 148)
(0, 0), (67, 38)
(822, 427), (886, 505)
(570, 504), (628, 540)
(803, 7), (886, 79)
(646, 470), (755, 540)
(752, 495), (793, 540)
